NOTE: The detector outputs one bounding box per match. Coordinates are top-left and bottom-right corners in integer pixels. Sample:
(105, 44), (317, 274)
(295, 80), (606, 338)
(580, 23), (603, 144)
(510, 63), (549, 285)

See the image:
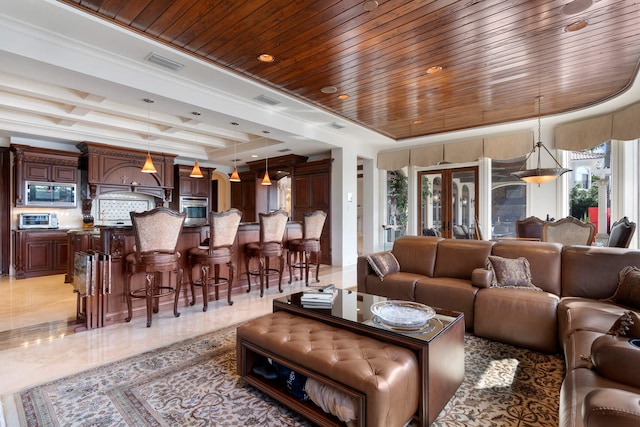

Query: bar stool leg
(314, 250), (321, 283)
(173, 267), (182, 318)
(125, 272), (133, 322)
(227, 261), (235, 305)
(145, 273), (153, 327)
(245, 255), (252, 293)
(188, 260), (197, 306)
(201, 264), (210, 312)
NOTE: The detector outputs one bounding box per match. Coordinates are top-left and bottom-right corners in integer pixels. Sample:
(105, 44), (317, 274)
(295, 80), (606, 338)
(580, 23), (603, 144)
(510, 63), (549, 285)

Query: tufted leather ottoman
(237, 311), (420, 427)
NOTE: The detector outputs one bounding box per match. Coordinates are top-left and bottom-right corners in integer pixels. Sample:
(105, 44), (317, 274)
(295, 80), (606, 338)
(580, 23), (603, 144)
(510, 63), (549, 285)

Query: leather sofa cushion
(561, 246), (640, 298)
(391, 235), (442, 277)
(558, 298), (627, 345)
(474, 287), (559, 353)
(491, 240), (563, 295)
(433, 239), (494, 280)
(415, 277), (476, 330)
(591, 334), (640, 389)
(582, 388), (640, 427)
(560, 368), (640, 427)
(363, 272), (422, 301)
(563, 330), (605, 371)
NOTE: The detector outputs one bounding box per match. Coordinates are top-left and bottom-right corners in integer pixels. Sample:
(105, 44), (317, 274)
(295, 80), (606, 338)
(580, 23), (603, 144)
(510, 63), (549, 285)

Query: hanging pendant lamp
(141, 98), (157, 174)
(261, 130), (271, 186)
(189, 112), (204, 178)
(511, 96), (571, 185)
(229, 122), (241, 182)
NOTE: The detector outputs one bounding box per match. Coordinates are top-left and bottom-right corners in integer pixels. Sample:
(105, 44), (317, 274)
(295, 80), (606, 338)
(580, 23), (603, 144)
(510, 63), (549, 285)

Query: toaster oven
(18, 212), (59, 229)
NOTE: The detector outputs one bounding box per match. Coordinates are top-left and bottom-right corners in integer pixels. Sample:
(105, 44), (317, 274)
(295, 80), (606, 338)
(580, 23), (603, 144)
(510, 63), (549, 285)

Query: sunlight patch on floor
(475, 358), (519, 389)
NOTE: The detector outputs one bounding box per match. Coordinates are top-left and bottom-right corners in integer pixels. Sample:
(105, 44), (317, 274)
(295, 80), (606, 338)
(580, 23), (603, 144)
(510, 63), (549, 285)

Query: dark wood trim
(0, 148), (10, 274)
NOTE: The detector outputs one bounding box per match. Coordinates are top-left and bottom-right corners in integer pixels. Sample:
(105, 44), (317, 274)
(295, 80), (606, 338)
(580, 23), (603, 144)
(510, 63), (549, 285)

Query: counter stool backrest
(130, 207), (185, 256)
(210, 208), (242, 249)
(260, 210), (289, 244)
(302, 210), (327, 241)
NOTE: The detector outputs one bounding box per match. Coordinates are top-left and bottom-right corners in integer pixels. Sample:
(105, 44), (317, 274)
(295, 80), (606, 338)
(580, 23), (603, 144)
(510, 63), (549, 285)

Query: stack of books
(301, 284), (337, 309)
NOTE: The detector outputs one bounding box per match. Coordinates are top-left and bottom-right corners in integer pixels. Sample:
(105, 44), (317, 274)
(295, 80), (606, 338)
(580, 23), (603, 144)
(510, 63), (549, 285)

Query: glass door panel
(418, 167), (478, 238)
(418, 172), (443, 236)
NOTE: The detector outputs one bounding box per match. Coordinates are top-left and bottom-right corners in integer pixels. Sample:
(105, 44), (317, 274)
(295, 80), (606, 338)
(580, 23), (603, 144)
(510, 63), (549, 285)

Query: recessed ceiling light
(321, 86), (338, 94)
(413, 120), (423, 125)
(565, 20), (588, 32)
(562, 0), (592, 15)
(338, 94), (350, 100)
(363, 1), (378, 12)
(427, 66), (443, 74)
(258, 54), (275, 63)
(251, 154), (259, 158)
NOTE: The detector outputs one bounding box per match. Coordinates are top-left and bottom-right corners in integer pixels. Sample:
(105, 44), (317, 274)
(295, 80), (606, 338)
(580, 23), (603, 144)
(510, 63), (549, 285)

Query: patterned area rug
(10, 325), (564, 426)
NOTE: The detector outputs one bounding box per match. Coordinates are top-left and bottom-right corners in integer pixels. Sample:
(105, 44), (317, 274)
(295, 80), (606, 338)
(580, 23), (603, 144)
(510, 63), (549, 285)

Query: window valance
(376, 131), (533, 170)
(555, 101), (640, 150)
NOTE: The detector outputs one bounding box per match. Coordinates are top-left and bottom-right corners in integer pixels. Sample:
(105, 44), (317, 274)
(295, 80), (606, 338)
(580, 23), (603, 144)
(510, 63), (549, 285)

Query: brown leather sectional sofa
(357, 236), (640, 427)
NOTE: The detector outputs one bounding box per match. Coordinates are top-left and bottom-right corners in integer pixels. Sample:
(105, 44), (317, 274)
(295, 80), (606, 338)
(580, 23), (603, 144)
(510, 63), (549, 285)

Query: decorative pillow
(610, 266), (640, 310)
(366, 251), (400, 281)
(606, 311), (640, 338)
(485, 255), (541, 290)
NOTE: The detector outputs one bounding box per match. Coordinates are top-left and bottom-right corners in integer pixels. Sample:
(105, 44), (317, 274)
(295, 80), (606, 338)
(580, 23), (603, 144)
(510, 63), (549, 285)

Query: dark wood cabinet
(11, 144), (80, 206)
(24, 162), (77, 183)
(14, 229), (69, 279)
(173, 165), (211, 198)
(293, 159), (332, 264)
(230, 171), (257, 222)
(77, 142), (176, 214)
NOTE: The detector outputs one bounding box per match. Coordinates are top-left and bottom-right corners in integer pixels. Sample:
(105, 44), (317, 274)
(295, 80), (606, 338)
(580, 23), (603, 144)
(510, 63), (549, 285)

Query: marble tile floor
(0, 264), (356, 397)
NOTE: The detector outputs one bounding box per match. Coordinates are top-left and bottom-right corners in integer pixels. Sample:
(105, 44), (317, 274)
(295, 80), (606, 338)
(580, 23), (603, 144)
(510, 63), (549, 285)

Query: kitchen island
(68, 222), (302, 328)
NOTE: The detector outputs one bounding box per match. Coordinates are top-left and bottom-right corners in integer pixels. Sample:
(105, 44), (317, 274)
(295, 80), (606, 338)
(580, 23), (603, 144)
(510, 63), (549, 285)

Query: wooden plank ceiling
(59, 0), (640, 141)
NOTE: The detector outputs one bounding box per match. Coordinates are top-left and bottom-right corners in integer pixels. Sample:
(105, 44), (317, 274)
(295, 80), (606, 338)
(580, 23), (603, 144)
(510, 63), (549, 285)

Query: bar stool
(288, 210), (327, 285)
(245, 210), (288, 297)
(186, 209), (242, 311)
(125, 207), (185, 327)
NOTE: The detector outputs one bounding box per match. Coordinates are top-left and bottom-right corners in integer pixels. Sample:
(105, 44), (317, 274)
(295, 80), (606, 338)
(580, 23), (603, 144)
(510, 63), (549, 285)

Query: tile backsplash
(94, 193), (156, 225)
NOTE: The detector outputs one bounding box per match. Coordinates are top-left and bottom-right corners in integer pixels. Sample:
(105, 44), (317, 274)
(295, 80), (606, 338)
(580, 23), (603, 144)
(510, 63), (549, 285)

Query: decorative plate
(370, 300), (436, 328)
(371, 316), (441, 334)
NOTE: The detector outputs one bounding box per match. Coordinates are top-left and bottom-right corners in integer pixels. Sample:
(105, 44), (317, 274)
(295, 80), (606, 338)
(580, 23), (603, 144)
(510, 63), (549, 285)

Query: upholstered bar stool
(287, 210), (327, 285)
(245, 210), (288, 297)
(186, 209), (242, 311)
(125, 207), (186, 327)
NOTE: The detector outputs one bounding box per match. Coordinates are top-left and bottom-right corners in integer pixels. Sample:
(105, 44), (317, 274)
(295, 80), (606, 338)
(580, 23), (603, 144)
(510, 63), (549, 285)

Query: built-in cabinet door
(24, 240), (53, 273)
(293, 165), (331, 264)
(418, 166), (478, 239)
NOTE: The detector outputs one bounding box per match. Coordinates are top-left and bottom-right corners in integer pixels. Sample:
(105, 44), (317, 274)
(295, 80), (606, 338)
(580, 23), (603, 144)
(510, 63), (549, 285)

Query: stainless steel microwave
(179, 196), (209, 225)
(25, 181), (76, 207)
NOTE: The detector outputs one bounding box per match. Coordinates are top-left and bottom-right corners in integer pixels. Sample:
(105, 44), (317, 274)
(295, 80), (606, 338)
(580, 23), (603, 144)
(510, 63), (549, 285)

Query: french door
(418, 166), (478, 239)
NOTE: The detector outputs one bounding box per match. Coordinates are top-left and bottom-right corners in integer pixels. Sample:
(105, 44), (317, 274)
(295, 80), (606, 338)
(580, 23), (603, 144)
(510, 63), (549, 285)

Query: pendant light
(261, 130), (271, 186)
(229, 122), (241, 182)
(511, 96), (571, 185)
(189, 111), (204, 178)
(141, 98), (157, 174)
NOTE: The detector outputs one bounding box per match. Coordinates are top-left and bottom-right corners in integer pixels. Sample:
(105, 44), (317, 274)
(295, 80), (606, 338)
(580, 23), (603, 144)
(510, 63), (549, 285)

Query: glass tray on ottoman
(370, 300), (436, 330)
